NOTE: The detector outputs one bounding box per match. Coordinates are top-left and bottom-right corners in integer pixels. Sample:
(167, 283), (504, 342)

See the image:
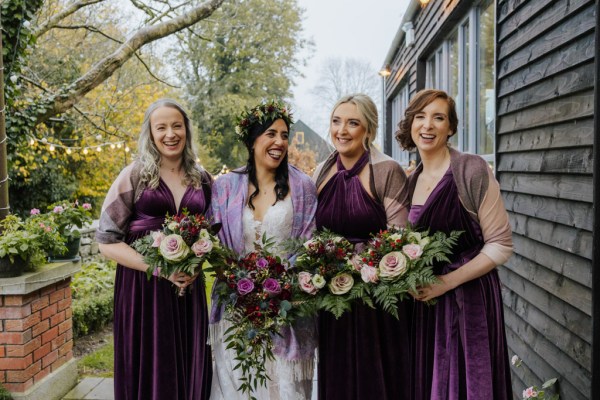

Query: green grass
(0, 384), (13, 400)
(78, 342), (114, 378)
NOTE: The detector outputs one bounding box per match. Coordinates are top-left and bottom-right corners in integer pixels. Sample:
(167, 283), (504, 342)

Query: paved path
(64, 371), (319, 399)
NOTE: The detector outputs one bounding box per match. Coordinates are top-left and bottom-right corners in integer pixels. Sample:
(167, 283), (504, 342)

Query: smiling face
(150, 106), (187, 161)
(410, 98), (453, 155)
(252, 118), (289, 172)
(330, 102), (368, 164)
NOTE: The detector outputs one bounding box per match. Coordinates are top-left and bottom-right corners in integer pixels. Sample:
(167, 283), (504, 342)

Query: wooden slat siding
(498, 62), (595, 115)
(505, 316), (590, 399)
(499, 267), (592, 344)
(509, 213), (592, 260)
(511, 234), (592, 288)
(498, 0), (590, 58)
(497, 0), (552, 40)
(503, 290), (591, 369)
(505, 254), (591, 315)
(499, 172), (593, 203)
(498, 148), (593, 174)
(497, 0), (528, 24)
(497, 118), (594, 153)
(497, 33), (595, 97)
(497, 91), (594, 134)
(497, 4), (595, 80)
(504, 192), (593, 232)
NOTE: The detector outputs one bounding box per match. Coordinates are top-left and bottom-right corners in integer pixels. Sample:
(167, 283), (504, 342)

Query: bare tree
(311, 57), (380, 110)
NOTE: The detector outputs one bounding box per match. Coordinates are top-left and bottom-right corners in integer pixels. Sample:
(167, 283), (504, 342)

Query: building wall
(383, 0), (595, 398)
(495, 0), (594, 398)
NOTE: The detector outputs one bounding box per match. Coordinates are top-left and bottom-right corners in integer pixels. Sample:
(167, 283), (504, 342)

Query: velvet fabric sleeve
(96, 162), (140, 244)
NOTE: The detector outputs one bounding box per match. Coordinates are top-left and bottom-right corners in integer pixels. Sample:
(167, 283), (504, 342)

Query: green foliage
(176, 0), (311, 168)
(78, 342), (114, 378)
(71, 258), (116, 338)
(45, 200), (93, 241)
(0, 214), (66, 268)
(0, 383), (13, 400)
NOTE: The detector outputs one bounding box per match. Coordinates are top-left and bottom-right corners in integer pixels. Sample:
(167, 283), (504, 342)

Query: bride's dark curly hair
(238, 117), (290, 211)
(395, 89), (458, 151)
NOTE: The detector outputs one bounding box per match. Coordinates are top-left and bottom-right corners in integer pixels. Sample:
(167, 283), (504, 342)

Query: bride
(209, 100), (317, 399)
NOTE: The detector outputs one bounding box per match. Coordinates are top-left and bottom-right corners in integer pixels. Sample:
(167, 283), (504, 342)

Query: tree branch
(33, 0), (107, 38)
(35, 0), (225, 125)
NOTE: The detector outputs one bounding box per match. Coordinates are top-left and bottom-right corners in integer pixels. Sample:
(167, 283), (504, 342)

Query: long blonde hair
(137, 98), (204, 189)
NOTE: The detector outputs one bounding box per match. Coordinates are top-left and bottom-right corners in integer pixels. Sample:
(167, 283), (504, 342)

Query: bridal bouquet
(131, 209), (225, 294)
(212, 236), (294, 398)
(292, 230), (371, 319)
(356, 225), (462, 318)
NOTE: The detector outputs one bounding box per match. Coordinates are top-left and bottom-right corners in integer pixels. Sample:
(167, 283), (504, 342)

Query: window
(425, 1), (495, 161)
(391, 85), (410, 167)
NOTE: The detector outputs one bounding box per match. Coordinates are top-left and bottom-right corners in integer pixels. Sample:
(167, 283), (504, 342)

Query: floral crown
(235, 100), (294, 142)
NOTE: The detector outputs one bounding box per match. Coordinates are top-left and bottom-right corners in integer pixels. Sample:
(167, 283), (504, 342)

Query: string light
(66, 148), (72, 155)
(49, 144), (55, 151)
(83, 148), (89, 155)
(125, 146), (130, 153)
(26, 135), (130, 156)
(96, 146), (102, 152)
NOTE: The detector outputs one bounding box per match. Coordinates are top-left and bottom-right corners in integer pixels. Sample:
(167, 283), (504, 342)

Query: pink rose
(360, 265), (379, 283)
(298, 272), (317, 295)
(30, 208), (40, 215)
(402, 244), (423, 260)
(348, 254), (363, 271)
(151, 231), (165, 248)
(328, 273), (354, 295)
(379, 251), (407, 279)
(53, 205), (64, 213)
(522, 387), (538, 399)
(82, 203), (92, 210)
(191, 238), (213, 256)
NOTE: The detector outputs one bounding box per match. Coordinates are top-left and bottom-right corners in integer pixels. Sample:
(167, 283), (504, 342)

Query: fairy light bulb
(117, 143), (122, 149)
(125, 146), (130, 153)
(49, 144), (55, 151)
(110, 143), (116, 149)
(96, 146), (102, 152)
(29, 138), (35, 146)
(66, 148), (72, 155)
(83, 148), (89, 155)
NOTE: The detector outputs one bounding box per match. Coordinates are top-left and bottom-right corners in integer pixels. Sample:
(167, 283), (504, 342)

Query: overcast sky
(290, 0), (410, 138)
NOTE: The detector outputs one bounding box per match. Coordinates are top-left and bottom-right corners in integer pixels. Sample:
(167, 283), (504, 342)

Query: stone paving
(63, 370), (320, 399)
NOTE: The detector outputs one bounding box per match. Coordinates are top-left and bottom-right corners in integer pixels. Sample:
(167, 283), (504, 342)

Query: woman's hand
(413, 274), (454, 302)
(167, 271), (197, 288)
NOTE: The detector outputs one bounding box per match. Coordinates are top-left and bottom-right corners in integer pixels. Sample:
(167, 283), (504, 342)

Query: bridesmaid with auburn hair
(396, 89), (513, 399)
(313, 93), (411, 400)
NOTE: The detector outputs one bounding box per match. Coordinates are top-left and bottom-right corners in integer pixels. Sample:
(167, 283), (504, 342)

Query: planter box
(0, 260), (81, 400)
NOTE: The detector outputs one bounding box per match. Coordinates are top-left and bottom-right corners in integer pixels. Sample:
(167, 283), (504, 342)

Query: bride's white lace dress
(210, 196), (314, 400)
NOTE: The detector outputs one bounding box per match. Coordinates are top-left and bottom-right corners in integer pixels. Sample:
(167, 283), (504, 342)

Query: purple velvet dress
(114, 180), (212, 400)
(409, 168), (511, 400)
(316, 152), (412, 400)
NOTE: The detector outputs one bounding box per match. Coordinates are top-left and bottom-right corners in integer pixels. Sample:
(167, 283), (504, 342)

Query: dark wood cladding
(496, 0), (595, 398)
(383, 0), (596, 397)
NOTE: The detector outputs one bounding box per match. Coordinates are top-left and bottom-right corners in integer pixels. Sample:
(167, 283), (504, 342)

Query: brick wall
(0, 279), (73, 393)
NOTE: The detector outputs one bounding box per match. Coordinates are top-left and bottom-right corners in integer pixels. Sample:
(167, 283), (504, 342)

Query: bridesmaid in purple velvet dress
(396, 89), (513, 399)
(96, 99), (212, 400)
(313, 94), (411, 400)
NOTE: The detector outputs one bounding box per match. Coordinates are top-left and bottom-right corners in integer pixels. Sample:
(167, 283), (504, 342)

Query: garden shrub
(71, 258), (116, 338)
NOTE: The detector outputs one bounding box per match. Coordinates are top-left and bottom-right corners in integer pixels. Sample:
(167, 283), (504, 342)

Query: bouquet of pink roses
(291, 229), (372, 319)
(211, 236), (295, 398)
(132, 209), (226, 294)
(356, 225), (461, 318)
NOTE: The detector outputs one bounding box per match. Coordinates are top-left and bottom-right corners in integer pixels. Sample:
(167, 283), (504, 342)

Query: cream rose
(328, 273), (354, 295)
(159, 234), (190, 262)
(151, 231), (165, 248)
(379, 251), (407, 278)
(312, 274), (326, 289)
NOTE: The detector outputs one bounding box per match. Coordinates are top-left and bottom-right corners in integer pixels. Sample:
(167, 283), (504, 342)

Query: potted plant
(45, 200), (93, 260)
(0, 214), (66, 277)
